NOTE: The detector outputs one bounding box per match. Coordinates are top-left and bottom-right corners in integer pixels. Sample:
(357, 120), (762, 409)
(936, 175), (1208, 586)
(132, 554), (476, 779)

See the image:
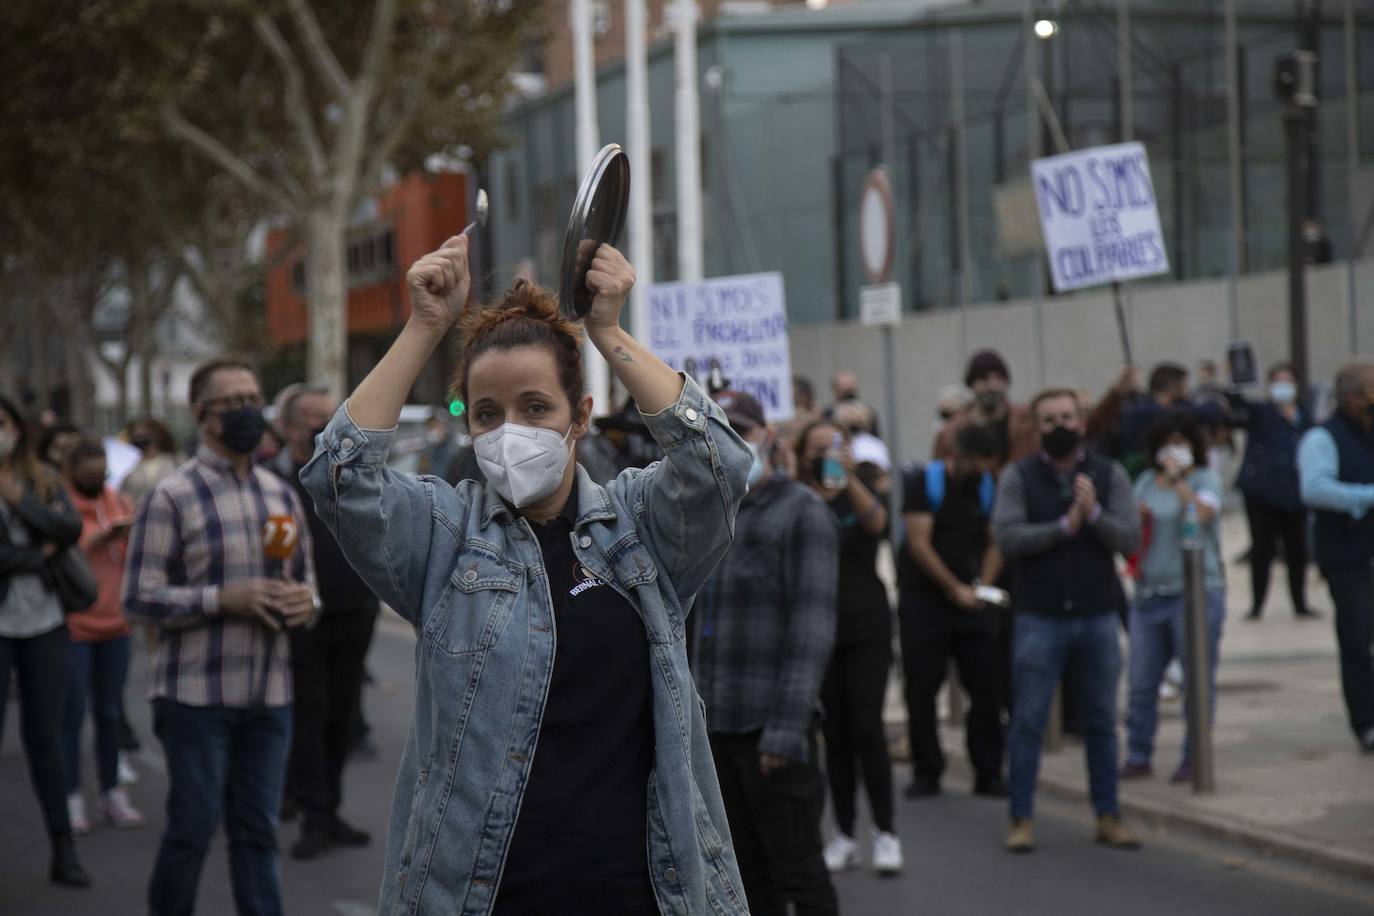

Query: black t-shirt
(494, 490), (658, 915)
(828, 491), (892, 648)
(897, 465), (991, 597)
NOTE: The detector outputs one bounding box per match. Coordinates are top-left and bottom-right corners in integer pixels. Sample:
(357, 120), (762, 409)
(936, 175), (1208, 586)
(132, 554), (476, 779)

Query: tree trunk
(305, 205), (349, 400)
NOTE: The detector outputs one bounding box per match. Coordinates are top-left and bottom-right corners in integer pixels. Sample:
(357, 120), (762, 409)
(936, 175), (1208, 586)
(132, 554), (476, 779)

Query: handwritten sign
(646, 272), (794, 421)
(1031, 141), (1169, 292)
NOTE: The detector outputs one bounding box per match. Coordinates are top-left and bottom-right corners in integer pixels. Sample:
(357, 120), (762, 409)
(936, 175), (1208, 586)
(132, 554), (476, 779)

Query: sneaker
(66, 794), (91, 836)
(822, 834), (859, 873)
(1170, 761), (1193, 784)
(49, 834), (91, 888)
(291, 823), (333, 861)
(973, 777), (1009, 798)
(871, 831), (904, 875)
(99, 787), (146, 828)
(1005, 818), (1034, 853)
(1119, 761), (1153, 780)
(1095, 814), (1142, 849)
(117, 752), (139, 787)
(328, 816), (371, 848)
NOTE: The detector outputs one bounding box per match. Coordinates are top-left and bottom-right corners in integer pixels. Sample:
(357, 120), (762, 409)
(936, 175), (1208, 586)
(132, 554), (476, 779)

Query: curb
(1033, 772), (1374, 883)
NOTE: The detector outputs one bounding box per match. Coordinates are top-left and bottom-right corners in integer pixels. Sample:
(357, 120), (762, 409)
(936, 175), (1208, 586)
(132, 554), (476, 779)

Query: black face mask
(73, 479), (105, 499)
(216, 406), (266, 455)
(1042, 425), (1082, 460)
(130, 437), (152, 451)
(975, 389), (1006, 412)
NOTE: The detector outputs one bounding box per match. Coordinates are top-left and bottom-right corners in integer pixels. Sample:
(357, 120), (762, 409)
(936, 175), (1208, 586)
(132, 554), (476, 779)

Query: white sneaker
(872, 830), (904, 875)
(822, 834), (860, 872)
(117, 751), (139, 786)
(67, 793), (91, 835)
(98, 787), (146, 828)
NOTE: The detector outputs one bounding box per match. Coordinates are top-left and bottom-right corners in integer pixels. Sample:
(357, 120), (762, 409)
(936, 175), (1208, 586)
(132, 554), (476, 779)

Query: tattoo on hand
(614, 345), (634, 364)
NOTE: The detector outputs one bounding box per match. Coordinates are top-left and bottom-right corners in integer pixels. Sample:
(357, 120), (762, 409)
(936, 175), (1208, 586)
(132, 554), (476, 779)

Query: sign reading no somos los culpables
(1031, 141), (1170, 293)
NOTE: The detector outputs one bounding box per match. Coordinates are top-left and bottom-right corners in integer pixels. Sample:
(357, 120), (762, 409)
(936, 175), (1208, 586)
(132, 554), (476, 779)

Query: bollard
(1181, 503), (1216, 793)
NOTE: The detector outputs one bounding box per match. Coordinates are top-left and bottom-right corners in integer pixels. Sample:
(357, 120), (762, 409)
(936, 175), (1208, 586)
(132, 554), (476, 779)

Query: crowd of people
(1, 231), (1372, 916)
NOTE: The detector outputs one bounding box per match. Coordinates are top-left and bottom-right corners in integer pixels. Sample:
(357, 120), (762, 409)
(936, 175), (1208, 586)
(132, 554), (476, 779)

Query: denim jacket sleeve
(299, 402), (439, 626)
(618, 374), (752, 605)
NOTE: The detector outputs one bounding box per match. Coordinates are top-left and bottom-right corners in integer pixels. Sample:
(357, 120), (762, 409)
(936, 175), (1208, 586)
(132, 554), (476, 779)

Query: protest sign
(646, 272), (794, 421)
(1031, 141), (1170, 292)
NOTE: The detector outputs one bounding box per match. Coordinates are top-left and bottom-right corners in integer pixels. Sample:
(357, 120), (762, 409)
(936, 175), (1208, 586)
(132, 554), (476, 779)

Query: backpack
(923, 460), (995, 516)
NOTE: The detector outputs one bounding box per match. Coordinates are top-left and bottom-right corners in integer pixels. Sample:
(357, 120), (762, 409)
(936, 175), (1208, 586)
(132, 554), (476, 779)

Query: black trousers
(0, 624), (73, 839)
(286, 611), (376, 827)
(1243, 496), (1310, 617)
(820, 638), (895, 835)
(1325, 566), (1374, 737)
(899, 593), (1004, 786)
(710, 729), (838, 916)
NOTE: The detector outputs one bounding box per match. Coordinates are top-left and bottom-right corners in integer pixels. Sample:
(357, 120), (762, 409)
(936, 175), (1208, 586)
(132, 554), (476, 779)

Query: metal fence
(831, 1), (1374, 322)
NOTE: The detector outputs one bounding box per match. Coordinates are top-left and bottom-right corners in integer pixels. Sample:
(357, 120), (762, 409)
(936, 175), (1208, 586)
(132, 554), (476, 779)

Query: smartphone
(974, 585), (1011, 608)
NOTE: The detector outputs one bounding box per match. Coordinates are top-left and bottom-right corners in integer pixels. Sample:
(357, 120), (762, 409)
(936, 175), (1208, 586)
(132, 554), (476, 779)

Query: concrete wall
(790, 260), (1374, 468)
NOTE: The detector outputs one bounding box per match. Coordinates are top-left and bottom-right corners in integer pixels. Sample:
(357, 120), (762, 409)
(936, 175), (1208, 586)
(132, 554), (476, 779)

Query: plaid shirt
(123, 446), (315, 708)
(691, 472), (838, 762)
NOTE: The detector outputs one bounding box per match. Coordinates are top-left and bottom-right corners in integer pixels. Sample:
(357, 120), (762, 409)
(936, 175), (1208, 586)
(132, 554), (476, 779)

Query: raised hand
(405, 235), (471, 333)
(583, 244), (636, 331)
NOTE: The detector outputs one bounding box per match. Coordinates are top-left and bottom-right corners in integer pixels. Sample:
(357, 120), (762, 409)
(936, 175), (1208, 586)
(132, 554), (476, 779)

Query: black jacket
(0, 473), (83, 607)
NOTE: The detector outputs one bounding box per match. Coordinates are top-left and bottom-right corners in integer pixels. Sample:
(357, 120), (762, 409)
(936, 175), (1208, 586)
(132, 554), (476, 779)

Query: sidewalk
(941, 513), (1374, 880)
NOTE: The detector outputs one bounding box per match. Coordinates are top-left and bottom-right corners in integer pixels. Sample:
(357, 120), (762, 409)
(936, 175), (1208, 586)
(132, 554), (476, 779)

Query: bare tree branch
(359, 0), (398, 86)
(163, 105), (298, 203)
(252, 14), (327, 180)
(358, 47), (444, 198)
(284, 0), (351, 99)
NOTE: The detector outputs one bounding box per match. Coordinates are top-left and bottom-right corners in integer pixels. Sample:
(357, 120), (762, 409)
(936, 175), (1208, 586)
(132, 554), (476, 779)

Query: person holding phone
(124, 358), (318, 916)
(60, 436), (146, 835)
(300, 237), (753, 914)
(793, 420), (903, 877)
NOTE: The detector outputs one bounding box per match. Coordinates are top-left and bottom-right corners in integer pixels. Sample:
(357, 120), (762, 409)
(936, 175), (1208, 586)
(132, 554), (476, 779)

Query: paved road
(3, 618), (1372, 916)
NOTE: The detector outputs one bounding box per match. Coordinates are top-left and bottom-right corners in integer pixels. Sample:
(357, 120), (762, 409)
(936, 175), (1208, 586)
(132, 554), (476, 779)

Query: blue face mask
(746, 441), (765, 490)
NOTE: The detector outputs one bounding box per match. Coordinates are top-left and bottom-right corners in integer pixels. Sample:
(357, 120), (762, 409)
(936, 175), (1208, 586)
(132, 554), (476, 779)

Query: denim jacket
(300, 375), (752, 916)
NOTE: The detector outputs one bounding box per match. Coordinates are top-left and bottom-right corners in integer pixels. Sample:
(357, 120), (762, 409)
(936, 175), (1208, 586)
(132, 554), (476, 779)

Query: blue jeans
(149, 700), (292, 916)
(1125, 590), (1225, 766)
(1007, 613), (1121, 821)
(62, 636), (132, 794)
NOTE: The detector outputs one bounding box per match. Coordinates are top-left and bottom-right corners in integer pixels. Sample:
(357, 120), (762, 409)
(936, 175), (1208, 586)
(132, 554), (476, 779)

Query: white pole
(571, 0), (609, 415)
(572, 0), (600, 174)
(1345, 0), (1361, 354)
(674, 0), (704, 282)
(626, 0), (654, 341)
(1226, 0), (1243, 341)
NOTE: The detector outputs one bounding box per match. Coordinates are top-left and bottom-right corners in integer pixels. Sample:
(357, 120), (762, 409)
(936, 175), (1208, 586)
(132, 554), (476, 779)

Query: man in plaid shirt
(124, 358), (317, 916)
(692, 389), (839, 916)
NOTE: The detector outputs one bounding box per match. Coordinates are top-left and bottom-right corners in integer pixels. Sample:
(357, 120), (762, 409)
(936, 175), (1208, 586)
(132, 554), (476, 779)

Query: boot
(1004, 818), (1034, 853)
(50, 833), (92, 888)
(1095, 814), (1142, 849)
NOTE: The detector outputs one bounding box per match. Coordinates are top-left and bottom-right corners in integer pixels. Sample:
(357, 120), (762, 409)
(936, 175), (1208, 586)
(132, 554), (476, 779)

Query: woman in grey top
(0, 396), (91, 887)
(1122, 410), (1226, 785)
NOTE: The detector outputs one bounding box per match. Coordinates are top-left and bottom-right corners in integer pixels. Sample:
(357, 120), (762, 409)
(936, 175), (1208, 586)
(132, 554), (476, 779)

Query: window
(291, 259), (306, 295)
(344, 225), (396, 288)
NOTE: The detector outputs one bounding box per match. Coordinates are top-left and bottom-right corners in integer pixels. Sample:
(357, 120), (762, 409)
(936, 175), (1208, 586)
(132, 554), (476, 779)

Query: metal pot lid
(559, 143), (631, 320)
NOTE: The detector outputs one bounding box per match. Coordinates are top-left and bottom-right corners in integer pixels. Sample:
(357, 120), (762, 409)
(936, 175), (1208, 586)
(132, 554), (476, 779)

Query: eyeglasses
(199, 394), (264, 412)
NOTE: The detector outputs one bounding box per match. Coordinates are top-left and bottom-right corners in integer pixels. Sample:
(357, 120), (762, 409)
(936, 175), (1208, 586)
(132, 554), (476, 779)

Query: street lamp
(1034, 18), (1058, 39)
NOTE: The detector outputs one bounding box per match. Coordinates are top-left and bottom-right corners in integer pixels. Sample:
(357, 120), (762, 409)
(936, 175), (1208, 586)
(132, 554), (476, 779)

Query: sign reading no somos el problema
(646, 272), (794, 422)
(1031, 141), (1170, 292)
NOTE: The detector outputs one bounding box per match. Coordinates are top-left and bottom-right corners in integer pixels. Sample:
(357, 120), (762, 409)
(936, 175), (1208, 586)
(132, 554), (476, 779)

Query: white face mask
(0, 429), (14, 460)
(473, 422), (574, 508)
(1269, 381), (1297, 404)
(1157, 444), (1194, 473)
